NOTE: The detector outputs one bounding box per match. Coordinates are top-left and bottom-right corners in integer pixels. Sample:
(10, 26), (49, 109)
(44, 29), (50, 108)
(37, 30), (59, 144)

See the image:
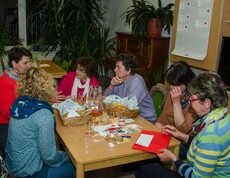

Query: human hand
(157, 149), (177, 163)
(56, 91), (65, 103)
(161, 125), (181, 138)
(111, 76), (123, 86)
(170, 86), (183, 103)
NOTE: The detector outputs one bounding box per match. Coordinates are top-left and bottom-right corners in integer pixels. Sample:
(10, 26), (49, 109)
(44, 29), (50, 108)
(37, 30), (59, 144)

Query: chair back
(150, 83), (170, 117)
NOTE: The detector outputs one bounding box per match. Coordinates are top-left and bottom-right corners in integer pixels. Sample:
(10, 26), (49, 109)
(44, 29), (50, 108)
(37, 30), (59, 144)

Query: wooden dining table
(54, 110), (181, 178)
(39, 60), (67, 79)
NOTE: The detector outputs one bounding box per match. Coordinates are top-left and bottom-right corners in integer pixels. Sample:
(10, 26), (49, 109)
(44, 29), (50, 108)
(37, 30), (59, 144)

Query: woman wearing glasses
(135, 72), (230, 178)
(57, 56), (99, 100)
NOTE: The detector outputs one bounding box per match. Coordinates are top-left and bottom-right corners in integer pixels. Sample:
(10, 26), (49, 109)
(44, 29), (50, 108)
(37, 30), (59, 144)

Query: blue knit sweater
(5, 105), (68, 177)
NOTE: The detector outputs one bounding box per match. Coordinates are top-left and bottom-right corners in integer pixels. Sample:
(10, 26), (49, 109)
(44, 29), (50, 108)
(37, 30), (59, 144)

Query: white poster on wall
(172, 0), (214, 60)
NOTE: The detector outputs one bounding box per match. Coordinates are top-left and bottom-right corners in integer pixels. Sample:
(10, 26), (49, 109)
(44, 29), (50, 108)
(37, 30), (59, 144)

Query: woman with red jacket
(0, 46), (32, 159)
(57, 56), (99, 100)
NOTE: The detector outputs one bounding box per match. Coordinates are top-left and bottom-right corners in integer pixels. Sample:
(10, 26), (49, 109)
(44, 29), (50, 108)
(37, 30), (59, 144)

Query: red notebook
(132, 130), (171, 154)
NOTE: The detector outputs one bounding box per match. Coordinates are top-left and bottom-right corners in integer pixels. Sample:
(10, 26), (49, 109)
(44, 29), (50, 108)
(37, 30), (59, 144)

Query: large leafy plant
(122, 0), (174, 37)
(36, 0), (115, 75)
(0, 19), (20, 71)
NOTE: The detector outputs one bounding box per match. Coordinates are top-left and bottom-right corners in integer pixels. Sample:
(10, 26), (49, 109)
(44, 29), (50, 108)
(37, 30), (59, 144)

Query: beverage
(107, 134), (117, 144)
(107, 127), (118, 148)
(117, 111), (127, 127)
(118, 117), (126, 127)
(85, 120), (94, 138)
(85, 130), (94, 137)
(92, 109), (101, 117)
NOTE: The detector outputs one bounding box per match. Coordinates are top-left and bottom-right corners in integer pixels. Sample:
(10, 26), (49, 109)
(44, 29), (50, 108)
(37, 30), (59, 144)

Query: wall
(105, 0), (174, 39)
(105, 0), (209, 75)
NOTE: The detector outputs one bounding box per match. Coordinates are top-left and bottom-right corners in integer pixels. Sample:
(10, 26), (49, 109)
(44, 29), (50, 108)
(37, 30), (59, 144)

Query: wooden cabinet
(170, 0), (226, 71)
(114, 32), (170, 89)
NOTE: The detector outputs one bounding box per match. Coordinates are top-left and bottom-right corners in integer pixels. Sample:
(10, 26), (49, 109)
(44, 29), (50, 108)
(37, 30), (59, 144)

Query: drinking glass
(85, 119), (94, 138)
(107, 126), (118, 148)
(117, 110), (127, 128)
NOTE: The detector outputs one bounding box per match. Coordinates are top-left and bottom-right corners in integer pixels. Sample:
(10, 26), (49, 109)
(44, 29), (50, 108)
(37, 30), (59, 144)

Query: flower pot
(147, 19), (162, 37)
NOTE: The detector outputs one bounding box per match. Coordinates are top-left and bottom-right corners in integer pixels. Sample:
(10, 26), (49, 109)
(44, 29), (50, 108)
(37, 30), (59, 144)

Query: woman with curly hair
(57, 56), (99, 100)
(5, 67), (75, 178)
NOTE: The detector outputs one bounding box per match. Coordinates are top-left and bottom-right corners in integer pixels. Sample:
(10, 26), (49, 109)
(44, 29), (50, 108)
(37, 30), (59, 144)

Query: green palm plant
(0, 19), (20, 71)
(122, 0), (174, 37)
(36, 0), (115, 75)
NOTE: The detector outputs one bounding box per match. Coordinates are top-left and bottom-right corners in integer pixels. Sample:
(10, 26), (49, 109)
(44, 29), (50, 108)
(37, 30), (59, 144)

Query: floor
(85, 165), (135, 178)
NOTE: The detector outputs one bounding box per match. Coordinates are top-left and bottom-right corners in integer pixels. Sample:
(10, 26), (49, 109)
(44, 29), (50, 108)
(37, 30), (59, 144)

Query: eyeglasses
(76, 68), (86, 74)
(189, 97), (200, 104)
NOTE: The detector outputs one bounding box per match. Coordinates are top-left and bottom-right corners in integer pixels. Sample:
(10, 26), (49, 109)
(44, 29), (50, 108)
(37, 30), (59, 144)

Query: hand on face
(111, 76), (123, 86)
(170, 85), (185, 103)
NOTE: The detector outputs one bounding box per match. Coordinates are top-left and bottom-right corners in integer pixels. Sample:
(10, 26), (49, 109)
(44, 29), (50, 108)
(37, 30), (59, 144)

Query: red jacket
(57, 71), (99, 97)
(0, 72), (18, 124)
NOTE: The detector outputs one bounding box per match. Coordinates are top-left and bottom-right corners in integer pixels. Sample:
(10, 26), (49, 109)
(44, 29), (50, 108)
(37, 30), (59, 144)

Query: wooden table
(39, 60), (67, 79)
(55, 110), (181, 178)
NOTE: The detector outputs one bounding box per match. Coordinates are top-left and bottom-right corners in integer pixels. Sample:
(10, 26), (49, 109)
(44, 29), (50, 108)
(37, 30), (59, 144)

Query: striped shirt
(176, 108), (230, 178)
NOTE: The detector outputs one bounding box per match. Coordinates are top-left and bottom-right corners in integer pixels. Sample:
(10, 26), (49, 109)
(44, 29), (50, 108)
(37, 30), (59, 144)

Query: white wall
(105, 0), (175, 39)
(105, 0), (205, 75)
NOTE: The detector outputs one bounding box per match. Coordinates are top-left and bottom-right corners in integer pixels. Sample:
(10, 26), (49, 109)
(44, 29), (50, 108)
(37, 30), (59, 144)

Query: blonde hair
(17, 67), (57, 102)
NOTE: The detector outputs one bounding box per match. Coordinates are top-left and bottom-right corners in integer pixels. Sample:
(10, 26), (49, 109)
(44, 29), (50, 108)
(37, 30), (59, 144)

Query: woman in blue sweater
(5, 67), (75, 178)
(135, 71), (230, 178)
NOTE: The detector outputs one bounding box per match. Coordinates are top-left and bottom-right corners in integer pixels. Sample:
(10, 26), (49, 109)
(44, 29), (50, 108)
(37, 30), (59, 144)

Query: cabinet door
(116, 35), (126, 52)
(126, 37), (151, 68)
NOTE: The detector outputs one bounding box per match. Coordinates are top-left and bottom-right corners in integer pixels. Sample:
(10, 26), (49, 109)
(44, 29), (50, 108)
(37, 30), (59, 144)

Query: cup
(117, 111), (127, 127)
(107, 126), (118, 148)
(85, 119), (94, 138)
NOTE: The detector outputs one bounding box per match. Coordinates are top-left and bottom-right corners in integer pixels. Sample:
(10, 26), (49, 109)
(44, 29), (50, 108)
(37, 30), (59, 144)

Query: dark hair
(188, 71), (228, 109)
(116, 53), (137, 75)
(8, 46), (32, 68)
(166, 61), (195, 86)
(75, 56), (96, 77)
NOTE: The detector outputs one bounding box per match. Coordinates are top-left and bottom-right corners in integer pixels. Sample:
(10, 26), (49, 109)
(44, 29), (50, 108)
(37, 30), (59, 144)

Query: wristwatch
(172, 157), (179, 165)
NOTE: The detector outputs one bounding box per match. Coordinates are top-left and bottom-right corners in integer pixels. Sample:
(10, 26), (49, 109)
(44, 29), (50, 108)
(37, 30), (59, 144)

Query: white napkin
(135, 134), (154, 147)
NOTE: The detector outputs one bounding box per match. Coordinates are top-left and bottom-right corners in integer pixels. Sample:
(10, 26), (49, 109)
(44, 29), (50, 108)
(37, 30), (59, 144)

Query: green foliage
(0, 18), (23, 71)
(36, 0), (115, 75)
(0, 20), (12, 71)
(146, 58), (169, 86)
(121, 0), (174, 37)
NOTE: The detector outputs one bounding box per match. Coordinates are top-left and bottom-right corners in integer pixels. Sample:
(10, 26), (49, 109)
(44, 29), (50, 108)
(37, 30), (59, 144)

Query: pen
(121, 135), (131, 138)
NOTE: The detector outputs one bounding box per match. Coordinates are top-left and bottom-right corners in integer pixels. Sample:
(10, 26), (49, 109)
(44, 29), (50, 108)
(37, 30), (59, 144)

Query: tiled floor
(85, 165), (135, 178)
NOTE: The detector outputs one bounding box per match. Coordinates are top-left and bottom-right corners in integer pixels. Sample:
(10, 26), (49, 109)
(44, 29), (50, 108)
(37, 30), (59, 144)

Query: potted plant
(122, 0), (174, 37)
(36, 0), (115, 75)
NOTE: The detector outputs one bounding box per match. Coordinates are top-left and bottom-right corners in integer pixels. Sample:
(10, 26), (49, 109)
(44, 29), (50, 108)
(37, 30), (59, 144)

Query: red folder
(132, 130), (171, 154)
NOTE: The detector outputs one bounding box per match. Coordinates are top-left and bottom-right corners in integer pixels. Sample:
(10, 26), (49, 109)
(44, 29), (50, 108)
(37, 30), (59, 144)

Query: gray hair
(187, 71), (228, 109)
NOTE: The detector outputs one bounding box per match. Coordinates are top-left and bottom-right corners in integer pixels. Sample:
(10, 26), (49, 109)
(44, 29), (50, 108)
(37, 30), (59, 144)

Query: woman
(57, 56), (99, 100)
(156, 61), (196, 134)
(0, 46), (32, 159)
(135, 71), (230, 178)
(105, 53), (156, 123)
(155, 61), (196, 158)
(5, 67), (75, 178)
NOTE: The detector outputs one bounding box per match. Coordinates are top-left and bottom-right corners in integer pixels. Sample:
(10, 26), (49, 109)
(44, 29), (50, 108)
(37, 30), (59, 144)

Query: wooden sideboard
(105, 32), (170, 90)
